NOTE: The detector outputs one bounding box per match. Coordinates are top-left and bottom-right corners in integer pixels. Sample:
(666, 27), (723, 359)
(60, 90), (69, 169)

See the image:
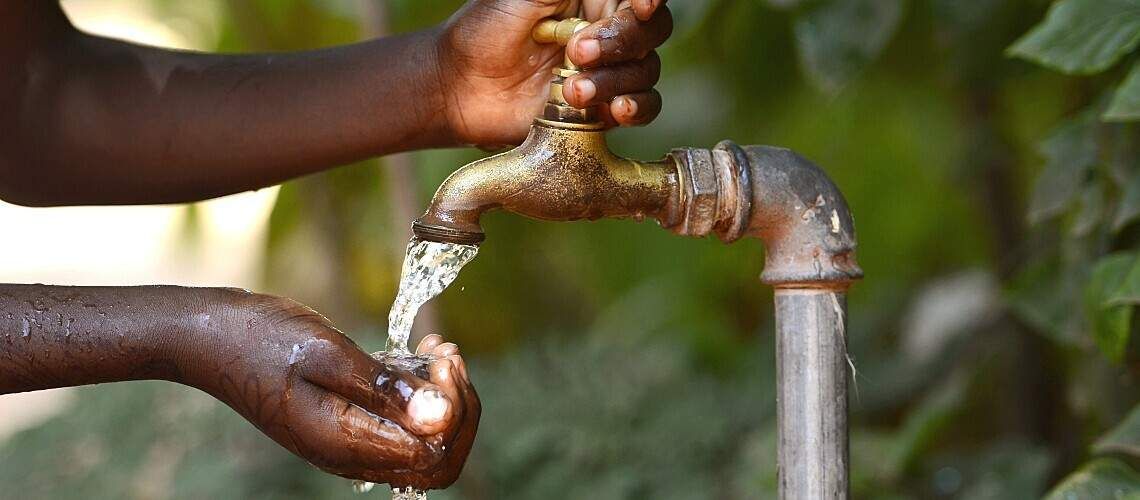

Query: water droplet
(351, 480), (374, 493)
(287, 344), (303, 365)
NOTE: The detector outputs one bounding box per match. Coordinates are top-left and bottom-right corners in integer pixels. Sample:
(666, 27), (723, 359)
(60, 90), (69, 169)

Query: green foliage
(1013, 0), (1140, 494)
(1107, 62), (1140, 121)
(1084, 253), (1135, 363)
(1008, 0), (1140, 74)
(7, 0), (1140, 499)
(1095, 403), (1140, 457)
(1045, 459), (1140, 500)
(1027, 106), (1101, 224)
(791, 0), (904, 93)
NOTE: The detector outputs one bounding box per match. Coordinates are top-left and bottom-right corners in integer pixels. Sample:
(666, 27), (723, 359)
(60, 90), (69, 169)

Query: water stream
(354, 238), (479, 499)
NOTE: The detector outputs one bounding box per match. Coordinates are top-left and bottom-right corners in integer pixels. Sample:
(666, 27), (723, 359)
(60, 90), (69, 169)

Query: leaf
(1028, 108), (1101, 224)
(1112, 172), (1140, 231)
(1085, 253), (1136, 362)
(1107, 62), (1140, 121)
(1007, 0), (1140, 75)
(1045, 458), (1140, 500)
(1094, 403), (1140, 458)
(1072, 180), (1107, 237)
(1106, 255), (1140, 306)
(792, 0), (903, 93)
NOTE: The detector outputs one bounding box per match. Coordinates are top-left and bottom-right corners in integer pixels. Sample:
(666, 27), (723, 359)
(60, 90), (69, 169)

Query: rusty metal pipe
(412, 138), (861, 499)
(412, 15), (861, 500)
(673, 143), (859, 499)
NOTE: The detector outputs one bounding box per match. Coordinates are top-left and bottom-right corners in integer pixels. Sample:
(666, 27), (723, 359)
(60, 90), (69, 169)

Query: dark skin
(0, 0), (670, 491)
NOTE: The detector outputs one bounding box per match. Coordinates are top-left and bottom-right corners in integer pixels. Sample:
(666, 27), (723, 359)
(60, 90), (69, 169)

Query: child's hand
(187, 292), (479, 491)
(436, 0), (672, 147)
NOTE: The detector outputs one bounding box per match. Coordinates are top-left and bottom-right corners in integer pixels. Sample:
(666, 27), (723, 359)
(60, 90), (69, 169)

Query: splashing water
(353, 238), (478, 499)
(385, 238), (479, 355)
(391, 487), (428, 500)
(351, 482), (430, 500)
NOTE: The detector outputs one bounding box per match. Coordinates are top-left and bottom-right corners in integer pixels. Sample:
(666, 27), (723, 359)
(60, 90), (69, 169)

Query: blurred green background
(3, 0), (1140, 498)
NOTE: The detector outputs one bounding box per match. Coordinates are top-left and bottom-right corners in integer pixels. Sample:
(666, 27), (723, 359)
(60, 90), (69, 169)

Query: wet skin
(0, 285), (478, 490)
(0, 0), (670, 489)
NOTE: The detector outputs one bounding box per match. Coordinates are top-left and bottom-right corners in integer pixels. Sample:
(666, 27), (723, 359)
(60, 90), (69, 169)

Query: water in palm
(355, 238), (479, 499)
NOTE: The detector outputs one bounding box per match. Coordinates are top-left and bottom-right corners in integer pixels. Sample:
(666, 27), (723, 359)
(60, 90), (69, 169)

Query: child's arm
(0, 0), (671, 206)
(0, 284), (479, 490)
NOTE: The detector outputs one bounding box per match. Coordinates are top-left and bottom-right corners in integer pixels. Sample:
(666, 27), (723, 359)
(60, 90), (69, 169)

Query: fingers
(568, 6), (672, 68)
(563, 51), (660, 107)
(581, 0), (621, 20)
(283, 381), (442, 486)
(416, 334), (445, 355)
(596, 89), (662, 127)
(631, 0), (666, 21)
(292, 339), (448, 434)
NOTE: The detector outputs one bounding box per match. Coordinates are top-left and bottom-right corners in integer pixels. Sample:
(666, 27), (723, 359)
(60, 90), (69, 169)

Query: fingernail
(408, 388), (449, 425)
(573, 78), (597, 103)
(576, 39), (600, 64)
(617, 96), (638, 118)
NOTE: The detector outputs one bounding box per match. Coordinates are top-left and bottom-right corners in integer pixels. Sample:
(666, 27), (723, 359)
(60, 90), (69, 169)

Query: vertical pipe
(775, 288), (849, 500)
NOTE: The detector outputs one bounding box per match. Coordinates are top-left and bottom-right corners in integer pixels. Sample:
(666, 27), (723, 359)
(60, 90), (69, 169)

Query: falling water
(385, 238), (479, 354)
(354, 238), (479, 498)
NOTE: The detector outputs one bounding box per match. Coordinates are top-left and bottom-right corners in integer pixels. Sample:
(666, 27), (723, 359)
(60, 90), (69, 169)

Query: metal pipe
(775, 288), (849, 499)
(410, 16), (861, 499)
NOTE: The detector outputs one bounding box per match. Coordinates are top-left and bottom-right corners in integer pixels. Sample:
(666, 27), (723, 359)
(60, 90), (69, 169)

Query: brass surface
(532, 18), (591, 45)
(531, 17), (598, 123)
(413, 122), (680, 243)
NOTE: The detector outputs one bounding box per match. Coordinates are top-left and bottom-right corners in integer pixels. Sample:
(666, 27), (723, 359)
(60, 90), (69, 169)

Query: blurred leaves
(1107, 62), (1140, 122)
(1007, 0), (1140, 74)
(1094, 403), (1140, 457)
(7, 0), (1140, 499)
(1044, 458), (1140, 500)
(1084, 253), (1134, 363)
(1027, 107), (1100, 224)
(792, 0), (903, 93)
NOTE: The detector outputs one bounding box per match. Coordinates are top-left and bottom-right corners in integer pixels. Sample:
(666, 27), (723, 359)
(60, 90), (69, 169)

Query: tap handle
(531, 17), (601, 126)
(532, 18), (590, 46)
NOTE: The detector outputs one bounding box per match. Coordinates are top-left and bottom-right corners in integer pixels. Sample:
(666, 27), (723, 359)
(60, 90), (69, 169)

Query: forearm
(0, 284), (219, 393)
(0, 10), (450, 206)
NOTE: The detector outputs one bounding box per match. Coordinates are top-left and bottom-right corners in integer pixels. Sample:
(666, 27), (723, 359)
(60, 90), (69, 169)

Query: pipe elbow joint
(669, 142), (862, 288)
(744, 145), (861, 288)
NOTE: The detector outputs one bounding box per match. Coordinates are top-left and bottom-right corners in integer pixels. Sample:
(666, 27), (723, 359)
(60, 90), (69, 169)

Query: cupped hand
(188, 293), (479, 491)
(436, 0), (672, 147)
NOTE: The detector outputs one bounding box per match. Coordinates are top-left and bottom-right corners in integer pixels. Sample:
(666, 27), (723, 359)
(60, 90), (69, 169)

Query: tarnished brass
(413, 122), (680, 245)
(412, 17), (862, 288)
(530, 17), (598, 124)
(532, 18), (590, 46)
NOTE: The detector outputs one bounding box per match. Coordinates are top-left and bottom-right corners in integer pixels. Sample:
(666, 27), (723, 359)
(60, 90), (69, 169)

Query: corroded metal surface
(776, 289), (850, 500)
(412, 122), (680, 244)
(669, 143), (862, 287)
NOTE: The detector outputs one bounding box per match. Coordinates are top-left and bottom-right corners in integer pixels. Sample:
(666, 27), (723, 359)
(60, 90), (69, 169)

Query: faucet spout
(412, 121), (681, 245)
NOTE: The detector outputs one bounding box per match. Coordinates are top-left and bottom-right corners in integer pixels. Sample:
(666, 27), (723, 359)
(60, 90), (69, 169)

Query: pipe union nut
(671, 148), (719, 237)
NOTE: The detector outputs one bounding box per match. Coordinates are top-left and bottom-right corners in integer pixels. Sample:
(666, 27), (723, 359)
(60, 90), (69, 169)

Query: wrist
(399, 27), (463, 149)
(169, 287), (256, 389)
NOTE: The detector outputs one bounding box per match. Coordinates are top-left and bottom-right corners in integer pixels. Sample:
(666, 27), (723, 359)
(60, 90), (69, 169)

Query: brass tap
(412, 17), (681, 245)
(412, 17), (861, 288)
